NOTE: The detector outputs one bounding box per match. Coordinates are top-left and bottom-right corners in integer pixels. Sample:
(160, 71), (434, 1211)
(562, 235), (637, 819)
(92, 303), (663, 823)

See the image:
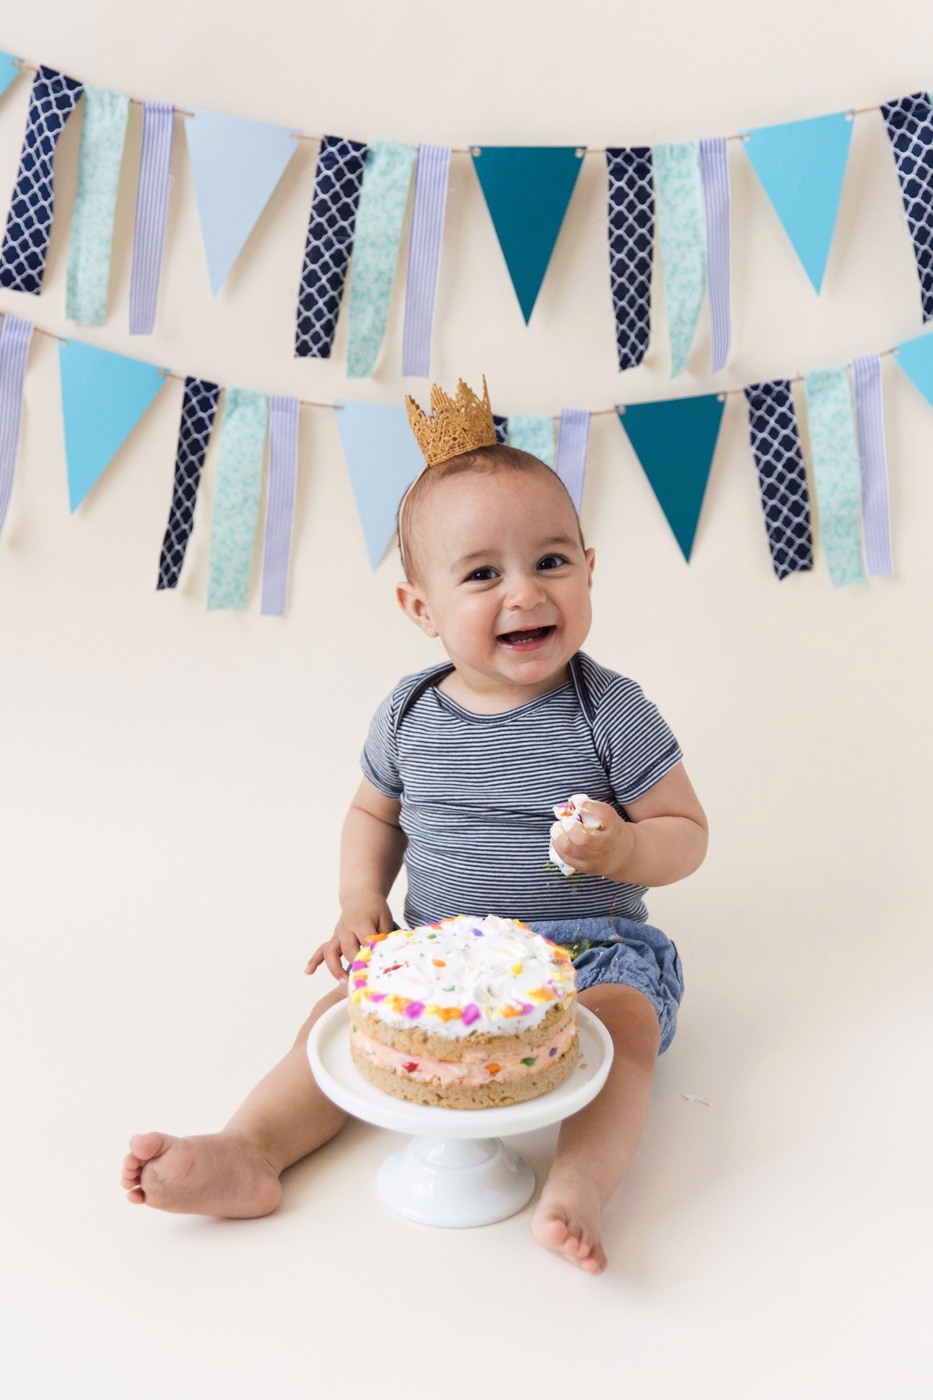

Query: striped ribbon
(402, 144), (451, 377)
(555, 409), (590, 514)
(699, 137), (731, 374)
(157, 376), (222, 590)
(803, 367), (865, 588)
(260, 395), (300, 616)
(129, 101), (175, 335)
(0, 314), (34, 538)
(850, 355), (894, 576)
(206, 388), (269, 611)
(66, 86), (130, 325)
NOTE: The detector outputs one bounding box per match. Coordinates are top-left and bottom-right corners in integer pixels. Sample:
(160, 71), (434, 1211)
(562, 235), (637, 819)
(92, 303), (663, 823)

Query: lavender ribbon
(851, 355), (894, 576)
(129, 101), (175, 335)
(402, 144), (451, 377)
(260, 395), (300, 616)
(0, 66), (84, 294)
(699, 137), (731, 374)
(0, 314), (34, 538)
(555, 409), (590, 514)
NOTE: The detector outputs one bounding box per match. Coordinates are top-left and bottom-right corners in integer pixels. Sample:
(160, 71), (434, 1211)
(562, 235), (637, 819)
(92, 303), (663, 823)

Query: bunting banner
(892, 326), (933, 404)
(401, 144), (451, 378)
(743, 380), (814, 581)
(654, 142), (706, 378)
(555, 409), (589, 514)
(881, 93), (933, 321)
(346, 140), (417, 378)
(206, 388), (269, 610)
(851, 354), (893, 576)
(605, 147), (654, 372)
(66, 86), (130, 326)
(156, 375), (221, 590)
(618, 394), (724, 561)
(0, 313), (33, 538)
(471, 146), (584, 324)
(334, 399), (422, 568)
(699, 137), (731, 374)
(507, 414), (555, 467)
(295, 135), (368, 359)
(260, 394), (300, 616)
(129, 101), (175, 335)
(184, 106), (300, 296)
(58, 338), (165, 511)
(0, 51), (19, 100)
(803, 367), (865, 588)
(742, 111), (853, 294)
(0, 65), (83, 295)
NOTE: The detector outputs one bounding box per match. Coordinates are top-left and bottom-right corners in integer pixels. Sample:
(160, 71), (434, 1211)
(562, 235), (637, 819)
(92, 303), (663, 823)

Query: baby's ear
(396, 580), (439, 638)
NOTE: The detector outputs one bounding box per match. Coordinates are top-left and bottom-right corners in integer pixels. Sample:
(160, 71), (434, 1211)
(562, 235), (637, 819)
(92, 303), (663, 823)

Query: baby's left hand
(550, 798), (636, 882)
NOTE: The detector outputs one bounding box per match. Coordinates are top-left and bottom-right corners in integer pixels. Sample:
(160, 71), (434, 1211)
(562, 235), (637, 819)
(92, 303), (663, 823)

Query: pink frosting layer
(353, 1021), (576, 1088)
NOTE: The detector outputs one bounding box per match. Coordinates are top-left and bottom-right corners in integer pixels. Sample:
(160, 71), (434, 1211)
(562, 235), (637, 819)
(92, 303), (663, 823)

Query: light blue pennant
(334, 401), (423, 568)
(471, 147), (584, 323)
(58, 339), (165, 510)
(66, 86), (131, 325)
(347, 140), (417, 378)
(506, 414), (555, 467)
(184, 107), (301, 295)
(892, 330), (933, 406)
(206, 389), (269, 610)
(618, 394), (725, 560)
(803, 368), (865, 588)
(0, 52), (21, 100)
(654, 143), (706, 378)
(742, 112), (853, 293)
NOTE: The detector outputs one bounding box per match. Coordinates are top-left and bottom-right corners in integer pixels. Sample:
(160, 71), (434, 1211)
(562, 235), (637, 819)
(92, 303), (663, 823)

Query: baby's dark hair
(396, 442), (583, 583)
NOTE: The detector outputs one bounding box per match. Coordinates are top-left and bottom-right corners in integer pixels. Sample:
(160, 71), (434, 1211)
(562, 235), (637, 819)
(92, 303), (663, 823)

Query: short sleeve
(593, 676), (682, 806)
(360, 692), (403, 798)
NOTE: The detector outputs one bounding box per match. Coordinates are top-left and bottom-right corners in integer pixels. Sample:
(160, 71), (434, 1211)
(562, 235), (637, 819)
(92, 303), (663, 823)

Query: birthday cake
(347, 915), (579, 1109)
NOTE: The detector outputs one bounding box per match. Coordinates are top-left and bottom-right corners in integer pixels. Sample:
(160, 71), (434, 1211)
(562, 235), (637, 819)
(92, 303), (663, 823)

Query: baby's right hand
(304, 900), (395, 982)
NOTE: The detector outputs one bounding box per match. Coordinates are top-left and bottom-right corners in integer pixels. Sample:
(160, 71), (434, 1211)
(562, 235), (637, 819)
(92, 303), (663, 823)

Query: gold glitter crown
(404, 375), (498, 467)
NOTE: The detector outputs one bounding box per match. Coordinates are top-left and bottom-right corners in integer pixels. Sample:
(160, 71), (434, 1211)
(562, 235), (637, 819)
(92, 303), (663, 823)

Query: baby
(122, 403), (708, 1275)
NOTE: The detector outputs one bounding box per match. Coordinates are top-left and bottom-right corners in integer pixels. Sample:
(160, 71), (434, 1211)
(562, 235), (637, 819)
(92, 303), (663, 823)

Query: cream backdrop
(1, 2), (931, 1397)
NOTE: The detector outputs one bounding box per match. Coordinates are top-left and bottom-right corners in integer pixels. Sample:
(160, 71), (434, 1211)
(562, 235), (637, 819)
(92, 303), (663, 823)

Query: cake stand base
(376, 1134), (535, 1228)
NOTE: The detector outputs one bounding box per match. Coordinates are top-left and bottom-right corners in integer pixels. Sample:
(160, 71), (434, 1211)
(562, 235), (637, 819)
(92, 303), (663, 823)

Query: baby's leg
(530, 983), (660, 1274)
(122, 986), (349, 1217)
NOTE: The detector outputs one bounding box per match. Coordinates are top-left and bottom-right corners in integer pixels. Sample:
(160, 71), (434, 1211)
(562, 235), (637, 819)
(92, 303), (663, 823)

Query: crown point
(405, 375), (498, 467)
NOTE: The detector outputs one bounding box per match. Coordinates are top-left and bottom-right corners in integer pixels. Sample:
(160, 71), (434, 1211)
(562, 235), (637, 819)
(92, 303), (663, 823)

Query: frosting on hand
(548, 793), (603, 876)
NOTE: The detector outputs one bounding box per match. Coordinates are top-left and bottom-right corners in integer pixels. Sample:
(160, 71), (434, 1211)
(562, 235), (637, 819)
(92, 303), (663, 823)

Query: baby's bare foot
(530, 1165), (607, 1274)
(121, 1131), (283, 1218)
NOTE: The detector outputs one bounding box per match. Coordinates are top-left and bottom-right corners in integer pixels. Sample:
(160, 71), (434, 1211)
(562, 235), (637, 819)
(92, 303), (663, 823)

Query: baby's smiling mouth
(496, 625), (556, 649)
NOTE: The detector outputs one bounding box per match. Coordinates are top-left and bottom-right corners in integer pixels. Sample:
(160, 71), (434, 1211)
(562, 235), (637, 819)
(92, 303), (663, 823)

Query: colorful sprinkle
(350, 960), (368, 972)
(431, 959), (446, 967)
(485, 1063), (502, 1076)
(462, 1004), (481, 1026)
(382, 963), (404, 974)
(403, 1001), (426, 1019)
(511, 963), (523, 974)
(549, 1047), (558, 1056)
(352, 977), (367, 989)
(436, 1006), (462, 1022)
(402, 1061), (418, 1073)
(366, 991), (386, 1002)
(520, 1057), (536, 1066)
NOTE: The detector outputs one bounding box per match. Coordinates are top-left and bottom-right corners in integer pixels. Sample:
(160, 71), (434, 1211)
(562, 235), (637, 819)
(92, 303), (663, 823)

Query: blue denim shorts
(524, 916), (684, 1055)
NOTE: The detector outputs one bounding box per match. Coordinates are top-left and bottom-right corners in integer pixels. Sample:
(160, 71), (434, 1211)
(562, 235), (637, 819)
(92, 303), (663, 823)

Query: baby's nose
(503, 573), (548, 609)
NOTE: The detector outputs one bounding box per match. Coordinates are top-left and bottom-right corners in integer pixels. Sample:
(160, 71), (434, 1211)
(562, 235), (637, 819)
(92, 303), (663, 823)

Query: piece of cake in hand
(548, 793), (604, 876)
(347, 915), (578, 1109)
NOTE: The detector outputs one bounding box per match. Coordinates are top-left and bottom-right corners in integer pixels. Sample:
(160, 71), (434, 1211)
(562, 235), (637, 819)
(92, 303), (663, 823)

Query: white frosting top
(348, 914), (576, 1038)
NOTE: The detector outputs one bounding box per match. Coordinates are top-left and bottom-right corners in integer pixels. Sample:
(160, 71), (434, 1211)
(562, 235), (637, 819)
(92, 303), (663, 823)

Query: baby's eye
(537, 554), (568, 570)
(466, 566), (498, 582)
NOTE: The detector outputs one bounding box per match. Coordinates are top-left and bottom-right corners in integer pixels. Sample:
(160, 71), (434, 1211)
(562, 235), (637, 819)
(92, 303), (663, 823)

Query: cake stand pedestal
(308, 1003), (613, 1229)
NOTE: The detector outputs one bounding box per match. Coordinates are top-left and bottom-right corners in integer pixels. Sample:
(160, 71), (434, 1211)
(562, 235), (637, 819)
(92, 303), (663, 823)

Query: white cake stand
(307, 1002), (613, 1229)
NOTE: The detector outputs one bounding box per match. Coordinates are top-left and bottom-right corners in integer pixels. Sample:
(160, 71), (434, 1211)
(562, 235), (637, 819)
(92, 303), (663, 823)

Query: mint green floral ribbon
(206, 389), (269, 611)
(803, 367), (865, 588)
(346, 140), (416, 378)
(654, 142), (706, 378)
(65, 87), (130, 325)
(507, 414), (555, 466)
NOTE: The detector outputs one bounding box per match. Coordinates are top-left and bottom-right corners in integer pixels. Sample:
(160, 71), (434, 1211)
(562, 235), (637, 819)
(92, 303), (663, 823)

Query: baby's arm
(305, 777), (406, 981)
(549, 762), (708, 887)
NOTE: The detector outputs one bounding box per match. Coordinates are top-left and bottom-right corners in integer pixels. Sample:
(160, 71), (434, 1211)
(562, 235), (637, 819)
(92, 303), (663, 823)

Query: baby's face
(397, 468), (595, 694)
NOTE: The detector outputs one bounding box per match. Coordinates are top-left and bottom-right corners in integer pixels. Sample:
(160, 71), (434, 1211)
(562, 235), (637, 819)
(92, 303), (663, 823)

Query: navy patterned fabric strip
(881, 93), (933, 322)
(744, 380), (814, 580)
(605, 147), (654, 371)
(0, 66), (84, 294)
(493, 413), (508, 444)
(157, 376), (222, 590)
(295, 135), (368, 358)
